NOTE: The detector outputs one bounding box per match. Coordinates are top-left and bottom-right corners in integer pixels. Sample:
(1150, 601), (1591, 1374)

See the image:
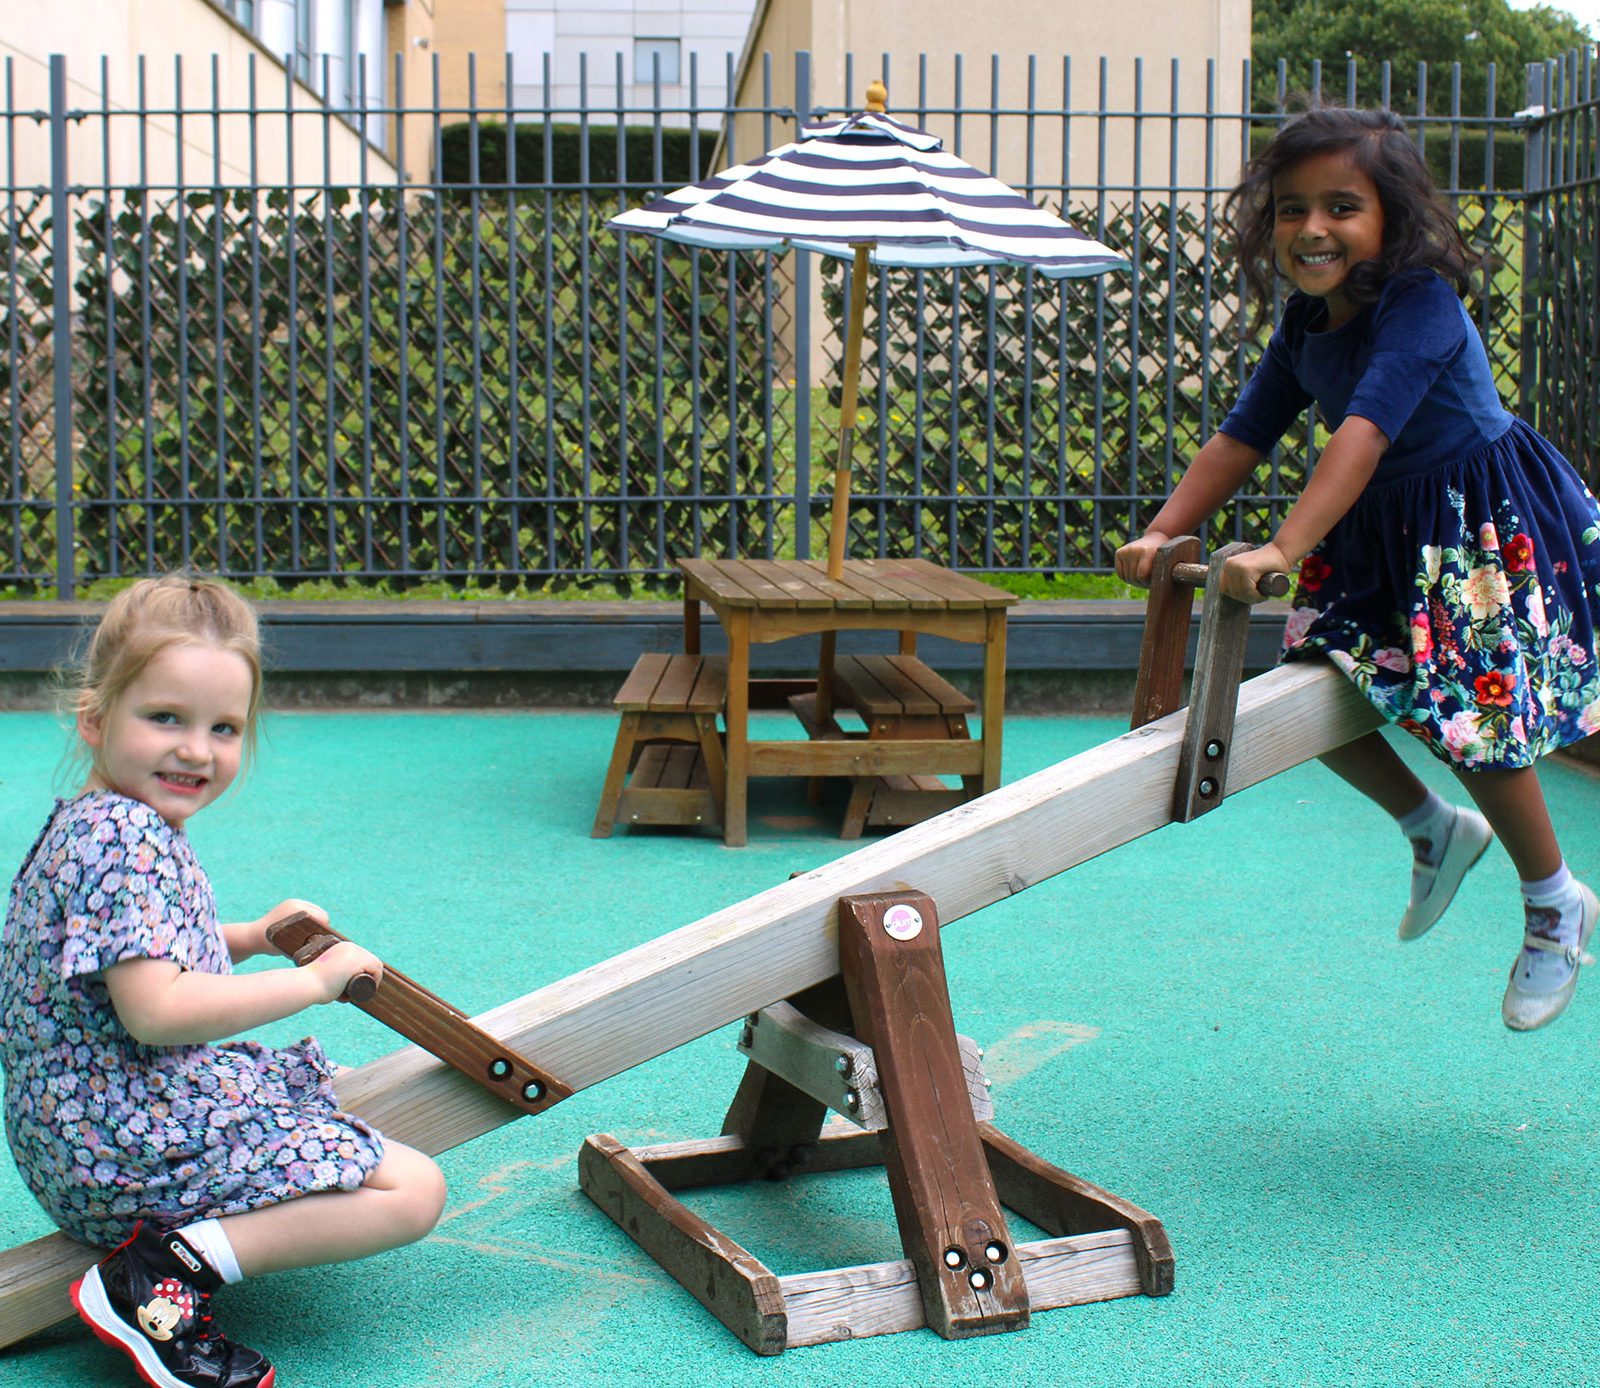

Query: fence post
(792, 50), (812, 560)
(48, 54), (76, 599)
(1519, 61), (1548, 428)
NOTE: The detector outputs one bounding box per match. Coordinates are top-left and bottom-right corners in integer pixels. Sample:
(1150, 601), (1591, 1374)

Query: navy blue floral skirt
(1281, 418), (1600, 769)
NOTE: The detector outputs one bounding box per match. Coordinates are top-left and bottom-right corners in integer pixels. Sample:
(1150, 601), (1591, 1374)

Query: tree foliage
(1253, 0), (1593, 114)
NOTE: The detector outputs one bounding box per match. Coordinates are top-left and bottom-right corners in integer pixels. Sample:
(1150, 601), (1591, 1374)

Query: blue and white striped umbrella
(612, 86), (1126, 576)
(610, 105), (1126, 278)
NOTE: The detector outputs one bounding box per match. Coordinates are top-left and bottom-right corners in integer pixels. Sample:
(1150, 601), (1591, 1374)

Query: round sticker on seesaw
(882, 904), (924, 940)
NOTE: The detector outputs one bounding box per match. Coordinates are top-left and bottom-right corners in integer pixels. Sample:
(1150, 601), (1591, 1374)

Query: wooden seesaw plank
(0, 661), (1378, 1349)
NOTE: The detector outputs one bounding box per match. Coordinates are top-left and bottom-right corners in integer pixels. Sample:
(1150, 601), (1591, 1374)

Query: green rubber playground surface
(3, 706), (1599, 1387)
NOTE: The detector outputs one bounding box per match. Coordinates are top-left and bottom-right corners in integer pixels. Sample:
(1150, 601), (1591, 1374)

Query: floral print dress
(1219, 269), (1600, 768)
(1, 791), (385, 1247)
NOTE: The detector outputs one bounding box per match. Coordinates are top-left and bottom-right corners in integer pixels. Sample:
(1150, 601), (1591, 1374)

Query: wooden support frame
(1130, 535), (1203, 728)
(578, 890), (1172, 1353)
(0, 660), (1377, 1349)
(1172, 541), (1259, 822)
(735, 999), (992, 1133)
(1131, 538), (1292, 822)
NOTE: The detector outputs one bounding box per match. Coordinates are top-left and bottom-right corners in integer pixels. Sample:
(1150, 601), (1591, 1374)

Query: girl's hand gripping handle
(1173, 560), (1290, 599)
(1215, 541), (1294, 604)
(265, 913), (382, 1004)
(1120, 533), (1291, 601)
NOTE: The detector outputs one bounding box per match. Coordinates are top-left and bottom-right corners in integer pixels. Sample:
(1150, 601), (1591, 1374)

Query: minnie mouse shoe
(71, 1222), (274, 1388)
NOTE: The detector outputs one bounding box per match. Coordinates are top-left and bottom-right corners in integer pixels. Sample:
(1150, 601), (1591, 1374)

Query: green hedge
(1248, 123), (1528, 193)
(0, 183), (1539, 593)
(438, 121), (717, 188)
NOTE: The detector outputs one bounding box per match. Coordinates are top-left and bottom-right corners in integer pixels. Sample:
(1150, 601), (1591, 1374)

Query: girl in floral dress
(1116, 106), (1600, 1032)
(1, 576), (446, 1388)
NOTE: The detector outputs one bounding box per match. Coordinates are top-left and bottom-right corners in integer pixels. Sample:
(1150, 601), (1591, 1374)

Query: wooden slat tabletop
(676, 558), (759, 607)
(742, 558), (836, 607)
(795, 561), (909, 609)
(718, 560), (799, 608)
(779, 565), (874, 609)
(862, 558), (1015, 608)
(852, 559), (960, 610)
(678, 557), (1015, 613)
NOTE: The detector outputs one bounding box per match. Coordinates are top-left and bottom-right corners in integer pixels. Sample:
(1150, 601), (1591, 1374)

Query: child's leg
(1319, 730), (1493, 939)
(73, 1144), (443, 1386)
(1450, 763), (1597, 1030)
(217, 1141), (446, 1277)
(1448, 763), (1559, 880)
(1319, 728), (1431, 816)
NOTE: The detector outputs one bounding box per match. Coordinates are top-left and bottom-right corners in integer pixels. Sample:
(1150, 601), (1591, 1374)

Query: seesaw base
(580, 889), (1172, 1355)
(580, 1121), (1165, 1354)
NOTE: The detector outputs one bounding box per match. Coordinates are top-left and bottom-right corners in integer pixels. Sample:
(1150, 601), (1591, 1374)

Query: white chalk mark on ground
(982, 1020), (1100, 1086)
(428, 1157), (656, 1283)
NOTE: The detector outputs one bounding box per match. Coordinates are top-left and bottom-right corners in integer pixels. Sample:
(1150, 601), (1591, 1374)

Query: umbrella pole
(826, 242), (872, 582)
(817, 242), (873, 727)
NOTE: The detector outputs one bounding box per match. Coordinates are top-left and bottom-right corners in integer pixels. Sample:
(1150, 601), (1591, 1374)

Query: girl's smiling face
(78, 641), (253, 829)
(1272, 148), (1386, 328)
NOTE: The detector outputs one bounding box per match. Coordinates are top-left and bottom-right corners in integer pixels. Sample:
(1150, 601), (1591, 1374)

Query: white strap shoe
(1502, 882), (1599, 1032)
(1398, 806), (1494, 942)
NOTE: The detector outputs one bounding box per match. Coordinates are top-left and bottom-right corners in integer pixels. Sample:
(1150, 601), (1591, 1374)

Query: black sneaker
(70, 1222), (275, 1388)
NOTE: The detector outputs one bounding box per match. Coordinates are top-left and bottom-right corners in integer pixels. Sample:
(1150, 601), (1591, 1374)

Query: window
(633, 39), (681, 86)
(212, 0), (256, 28)
(296, 0), (315, 85)
(343, 0), (359, 108)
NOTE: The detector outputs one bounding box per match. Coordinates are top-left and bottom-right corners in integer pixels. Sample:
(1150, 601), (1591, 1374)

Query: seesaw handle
(262, 912), (572, 1117)
(1170, 561), (1290, 599)
(265, 915), (379, 1003)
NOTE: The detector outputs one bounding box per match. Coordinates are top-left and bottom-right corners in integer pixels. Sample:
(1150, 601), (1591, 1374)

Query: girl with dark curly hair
(1116, 106), (1600, 1033)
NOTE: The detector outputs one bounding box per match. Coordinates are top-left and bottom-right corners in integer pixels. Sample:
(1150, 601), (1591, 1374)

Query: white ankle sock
(1510, 862), (1588, 993)
(178, 1218), (243, 1285)
(1396, 791), (1454, 867)
(1521, 862), (1576, 908)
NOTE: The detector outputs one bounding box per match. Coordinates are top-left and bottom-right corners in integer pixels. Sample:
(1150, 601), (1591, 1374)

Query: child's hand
(231, 899), (331, 963)
(1220, 543), (1291, 604)
(306, 940), (384, 1005)
(1113, 530), (1171, 588)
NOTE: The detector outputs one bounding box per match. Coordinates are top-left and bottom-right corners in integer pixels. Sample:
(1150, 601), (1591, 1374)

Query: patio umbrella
(611, 81), (1128, 580)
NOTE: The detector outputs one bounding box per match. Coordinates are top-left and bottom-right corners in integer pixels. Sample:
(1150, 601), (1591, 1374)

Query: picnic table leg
(684, 592), (702, 656)
(591, 710), (640, 838)
(815, 630), (837, 724)
(980, 609), (1006, 795)
(725, 611), (751, 846)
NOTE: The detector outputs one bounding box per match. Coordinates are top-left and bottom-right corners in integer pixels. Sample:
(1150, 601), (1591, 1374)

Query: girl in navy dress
(1, 576), (446, 1388)
(1116, 106), (1600, 1032)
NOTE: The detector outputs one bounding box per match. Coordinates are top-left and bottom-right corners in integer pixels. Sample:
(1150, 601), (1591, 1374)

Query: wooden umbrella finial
(865, 80), (888, 112)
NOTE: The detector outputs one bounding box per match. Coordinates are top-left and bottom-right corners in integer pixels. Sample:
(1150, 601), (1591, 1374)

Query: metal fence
(3, 46), (1597, 597)
(1521, 50), (1599, 480)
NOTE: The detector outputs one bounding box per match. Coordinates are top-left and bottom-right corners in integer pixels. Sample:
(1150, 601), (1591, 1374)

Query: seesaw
(0, 541), (1380, 1353)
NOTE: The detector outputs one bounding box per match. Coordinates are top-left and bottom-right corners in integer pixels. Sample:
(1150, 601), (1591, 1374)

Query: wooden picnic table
(677, 557), (1018, 846)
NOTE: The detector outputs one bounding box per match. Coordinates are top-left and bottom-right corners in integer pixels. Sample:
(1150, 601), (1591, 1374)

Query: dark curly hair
(1225, 105), (1474, 332)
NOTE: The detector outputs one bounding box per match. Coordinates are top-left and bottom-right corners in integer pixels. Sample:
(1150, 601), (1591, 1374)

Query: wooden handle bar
(1170, 561), (1290, 599)
(275, 928), (379, 1003)
(265, 913), (572, 1117)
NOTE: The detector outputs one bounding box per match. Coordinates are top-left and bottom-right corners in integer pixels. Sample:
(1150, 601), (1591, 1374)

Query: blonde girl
(1, 575), (445, 1388)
